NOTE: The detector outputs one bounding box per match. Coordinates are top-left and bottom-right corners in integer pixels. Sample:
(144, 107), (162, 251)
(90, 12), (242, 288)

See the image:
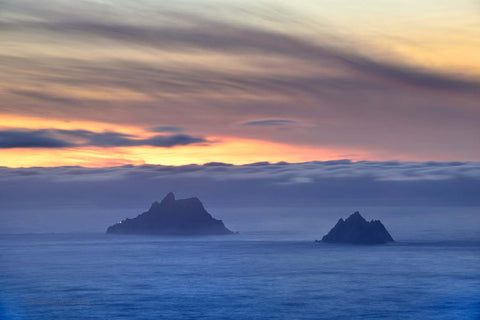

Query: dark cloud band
(2, 18), (479, 93)
(148, 126), (183, 133)
(242, 119), (297, 126)
(0, 129), (206, 149)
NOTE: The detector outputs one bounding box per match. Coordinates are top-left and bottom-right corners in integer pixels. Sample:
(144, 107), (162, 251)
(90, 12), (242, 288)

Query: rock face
(106, 192), (233, 235)
(321, 212), (394, 244)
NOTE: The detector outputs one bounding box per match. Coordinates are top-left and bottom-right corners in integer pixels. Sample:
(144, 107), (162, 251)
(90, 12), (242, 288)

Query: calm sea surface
(1, 233), (479, 319)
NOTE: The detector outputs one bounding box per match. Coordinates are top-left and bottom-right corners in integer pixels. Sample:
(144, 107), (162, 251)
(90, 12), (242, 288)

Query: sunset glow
(1, 0), (479, 167)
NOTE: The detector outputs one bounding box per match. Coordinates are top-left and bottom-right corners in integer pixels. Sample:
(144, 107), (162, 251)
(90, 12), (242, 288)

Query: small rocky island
(321, 212), (394, 244)
(106, 192), (234, 235)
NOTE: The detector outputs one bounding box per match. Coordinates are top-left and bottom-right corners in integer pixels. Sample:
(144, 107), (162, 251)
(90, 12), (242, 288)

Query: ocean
(1, 232), (479, 319)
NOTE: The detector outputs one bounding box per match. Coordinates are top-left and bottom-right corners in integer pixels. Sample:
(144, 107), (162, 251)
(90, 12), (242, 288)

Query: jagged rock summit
(321, 212), (394, 244)
(106, 192), (234, 235)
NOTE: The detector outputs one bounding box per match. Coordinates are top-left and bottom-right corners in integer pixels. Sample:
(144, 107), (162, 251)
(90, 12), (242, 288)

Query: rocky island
(321, 211), (394, 244)
(106, 192), (234, 235)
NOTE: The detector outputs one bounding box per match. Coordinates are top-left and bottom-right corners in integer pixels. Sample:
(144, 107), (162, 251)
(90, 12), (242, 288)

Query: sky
(1, 0), (480, 167)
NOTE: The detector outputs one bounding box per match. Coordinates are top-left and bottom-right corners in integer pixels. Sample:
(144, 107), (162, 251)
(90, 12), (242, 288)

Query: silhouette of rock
(321, 212), (394, 244)
(106, 192), (234, 235)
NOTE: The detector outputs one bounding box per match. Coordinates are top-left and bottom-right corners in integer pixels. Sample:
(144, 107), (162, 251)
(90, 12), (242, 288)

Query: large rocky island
(106, 192), (234, 235)
(321, 212), (394, 244)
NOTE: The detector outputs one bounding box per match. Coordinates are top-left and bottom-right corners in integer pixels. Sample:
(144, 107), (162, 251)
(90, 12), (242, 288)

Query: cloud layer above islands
(1, 161), (479, 209)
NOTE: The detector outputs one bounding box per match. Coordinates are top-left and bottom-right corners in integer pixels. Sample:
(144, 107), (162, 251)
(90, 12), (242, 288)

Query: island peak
(321, 212), (394, 244)
(161, 191), (175, 204)
(107, 192), (233, 235)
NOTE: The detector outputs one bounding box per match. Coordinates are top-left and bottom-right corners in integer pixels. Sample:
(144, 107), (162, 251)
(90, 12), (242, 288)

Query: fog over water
(1, 161), (479, 239)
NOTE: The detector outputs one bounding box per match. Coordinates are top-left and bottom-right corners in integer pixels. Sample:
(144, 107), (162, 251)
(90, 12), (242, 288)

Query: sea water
(0, 232), (479, 319)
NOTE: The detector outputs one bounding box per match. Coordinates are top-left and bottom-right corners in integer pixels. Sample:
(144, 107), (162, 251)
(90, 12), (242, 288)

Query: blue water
(1, 233), (479, 319)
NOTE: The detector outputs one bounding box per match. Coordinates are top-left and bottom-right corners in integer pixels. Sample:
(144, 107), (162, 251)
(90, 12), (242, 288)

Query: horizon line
(3, 159), (480, 169)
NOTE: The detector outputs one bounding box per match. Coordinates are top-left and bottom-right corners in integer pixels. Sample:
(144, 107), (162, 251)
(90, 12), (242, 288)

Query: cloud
(0, 160), (479, 213)
(242, 119), (297, 126)
(0, 129), (207, 149)
(2, 18), (479, 93)
(10, 89), (83, 105)
(144, 134), (205, 147)
(1, 2), (479, 160)
(3, 57), (391, 99)
(148, 126), (183, 133)
(0, 130), (73, 148)
(2, 160), (480, 184)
